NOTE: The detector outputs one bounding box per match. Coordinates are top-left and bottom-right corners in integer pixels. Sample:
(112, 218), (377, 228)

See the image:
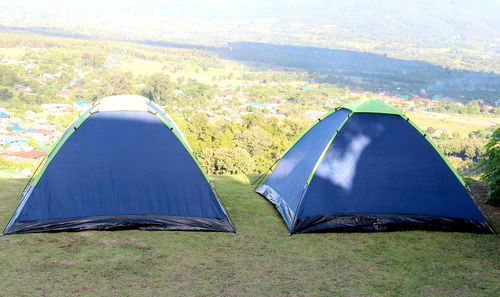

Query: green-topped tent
(257, 100), (494, 234)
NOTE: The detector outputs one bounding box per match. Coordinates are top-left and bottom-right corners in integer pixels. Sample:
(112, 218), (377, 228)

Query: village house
(43, 73), (56, 80)
(24, 129), (57, 146)
(1, 139), (31, 152)
(41, 103), (72, 114)
(1, 59), (24, 65)
(15, 84), (33, 93)
(1, 150), (46, 161)
(74, 101), (91, 111)
(56, 90), (73, 99)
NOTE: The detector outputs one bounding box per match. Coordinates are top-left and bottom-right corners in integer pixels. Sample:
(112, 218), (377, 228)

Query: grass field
(0, 47), (27, 59)
(0, 175), (499, 296)
(117, 54), (246, 87)
(407, 112), (500, 135)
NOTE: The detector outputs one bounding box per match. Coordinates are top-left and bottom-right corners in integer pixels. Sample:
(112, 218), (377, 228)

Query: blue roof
(11, 123), (22, 131)
(76, 101), (91, 106)
(5, 139), (28, 144)
(248, 102), (270, 108)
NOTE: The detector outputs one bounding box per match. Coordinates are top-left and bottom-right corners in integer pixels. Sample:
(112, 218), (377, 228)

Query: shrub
(479, 128), (500, 205)
(197, 147), (254, 175)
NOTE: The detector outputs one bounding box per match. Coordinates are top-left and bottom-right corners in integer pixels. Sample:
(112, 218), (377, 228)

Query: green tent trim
(306, 112), (353, 184)
(341, 100), (402, 115)
(149, 107), (213, 185)
(32, 108), (95, 186)
(404, 116), (465, 186)
(276, 100), (465, 189)
(281, 100), (399, 159)
(30, 98), (215, 190)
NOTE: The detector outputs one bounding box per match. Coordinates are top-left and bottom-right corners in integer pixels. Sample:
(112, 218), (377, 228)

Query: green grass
(0, 176), (499, 296)
(0, 47), (27, 59)
(407, 112), (500, 135)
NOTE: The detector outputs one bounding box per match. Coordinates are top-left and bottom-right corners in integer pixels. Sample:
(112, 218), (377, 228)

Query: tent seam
(291, 112), (352, 232)
(306, 112), (353, 184)
(3, 106), (98, 235)
(151, 111), (236, 232)
(402, 115), (465, 186)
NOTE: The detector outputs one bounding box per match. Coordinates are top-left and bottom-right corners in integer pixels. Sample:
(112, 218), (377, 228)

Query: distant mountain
(1, 0), (498, 44)
(0, 0), (499, 73)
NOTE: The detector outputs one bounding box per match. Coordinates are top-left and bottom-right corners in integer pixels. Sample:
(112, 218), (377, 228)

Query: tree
(196, 148), (216, 174)
(82, 52), (105, 68)
(425, 127), (436, 135)
(212, 147), (254, 175)
(466, 102), (480, 115)
(215, 129), (235, 149)
(143, 73), (173, 104)
(47, 114), (56, 123)
(494, 106), (500, 116)
(479, 128), (500, 205)
(231, 147), (254, 174)
(242, 113), (265, 128)
(0, 64), (21, 85)
(0, 88), (14, 102)
(440, 131), (450, 140)
(234, 126), (272, 157)
(188, 113), (210, 141)
(181, 79), (212, 105)
(28, 139), (37, 148)
(93, 70), (133, 100)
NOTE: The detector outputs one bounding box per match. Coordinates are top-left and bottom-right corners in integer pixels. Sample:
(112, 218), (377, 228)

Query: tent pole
(20, 153), (48, 196)
(211, 181), (239, 234)
(252, 158), (280, 191)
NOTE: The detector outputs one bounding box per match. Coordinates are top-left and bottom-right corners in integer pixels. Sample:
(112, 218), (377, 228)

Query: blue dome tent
(3, 95), (235, 234)
(256, 100), (493, 234)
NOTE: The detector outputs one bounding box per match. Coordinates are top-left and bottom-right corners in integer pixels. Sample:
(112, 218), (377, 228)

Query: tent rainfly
(3, 95), (236, 235)
(256, 100), (494, 234)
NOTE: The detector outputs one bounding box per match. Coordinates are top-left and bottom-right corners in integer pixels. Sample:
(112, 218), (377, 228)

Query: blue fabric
(298, 113), (487, 222)
(16, 111), (228, 222)
(262, 108), (350, 225)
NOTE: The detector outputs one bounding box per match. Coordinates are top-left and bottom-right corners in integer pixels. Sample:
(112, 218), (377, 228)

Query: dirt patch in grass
(466, 178), (500, 225)
(50, 259), (76, 266)
(100, 239), (118, 248)
(79, 232), (94, 237)
(131, 240), (147, 248)
(466, 178), (500, 234)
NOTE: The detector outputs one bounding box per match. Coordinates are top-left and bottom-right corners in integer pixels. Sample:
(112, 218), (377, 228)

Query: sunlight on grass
(0, 176), (499, 296)
(408, 112), (500, 135)
(225, 174), (251, 185)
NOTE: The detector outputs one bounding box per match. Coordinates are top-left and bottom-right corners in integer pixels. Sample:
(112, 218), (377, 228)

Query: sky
(0, 0), (498, 46)
(2, 0), (499, 19)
